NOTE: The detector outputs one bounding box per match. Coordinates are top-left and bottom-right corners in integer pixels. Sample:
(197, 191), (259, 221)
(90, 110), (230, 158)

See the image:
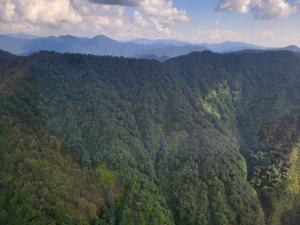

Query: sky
(0, 0), (300, 46)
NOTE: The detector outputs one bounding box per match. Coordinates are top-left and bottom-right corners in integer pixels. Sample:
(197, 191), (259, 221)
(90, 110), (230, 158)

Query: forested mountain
(0, 49), (300, 225)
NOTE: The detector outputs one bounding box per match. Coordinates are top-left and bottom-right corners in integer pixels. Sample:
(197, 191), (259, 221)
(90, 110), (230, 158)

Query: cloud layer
(0, 0), (188, 38)
(217, 0), (297, 19)
(0, 0), (298, 42)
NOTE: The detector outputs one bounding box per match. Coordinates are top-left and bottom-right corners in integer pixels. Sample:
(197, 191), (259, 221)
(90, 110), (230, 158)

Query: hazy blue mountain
(143, 45), (209, 57)
(0, 35), (30, 54)
(6, 35), (153, 56)
(0, 35), (209, 57)
(4, 34), (300, 58)
(131, 39), (265, 53)
(4, 33), (39, 39)
(24, 35), (137, 55)
(0, 35), (142, 56)
(205, 41), (265, 52)
(82, 35), (147, 56)
(23, 35), (88, 53)
(130, 38), (191, 47)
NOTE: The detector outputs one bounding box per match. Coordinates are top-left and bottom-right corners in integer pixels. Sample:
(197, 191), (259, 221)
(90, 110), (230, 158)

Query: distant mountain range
(0, 33), (299, 59)
(129, 38), (191, 47)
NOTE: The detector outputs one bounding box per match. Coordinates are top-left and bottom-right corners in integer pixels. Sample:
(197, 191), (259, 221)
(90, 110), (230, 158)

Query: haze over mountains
(1, 33), (299, 59)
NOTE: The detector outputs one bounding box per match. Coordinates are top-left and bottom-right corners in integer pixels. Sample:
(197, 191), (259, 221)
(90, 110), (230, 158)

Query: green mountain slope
(0, 50), (300, 225)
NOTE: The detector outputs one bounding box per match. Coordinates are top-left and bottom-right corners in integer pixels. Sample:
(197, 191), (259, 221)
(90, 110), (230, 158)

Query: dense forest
(0, 49), (300, 225)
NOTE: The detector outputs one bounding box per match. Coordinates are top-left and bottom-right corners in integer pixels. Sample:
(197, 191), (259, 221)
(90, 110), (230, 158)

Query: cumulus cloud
(85, 0), (188, 35)
(252, 0), (296, 19)
(217, 0), (251, 13)
(132, 0), (188, 35)
(0, 0), (82, 25)
(0, 0), (15, 21)
(217, 0), (297, 19)
(0, 0), (188, 38)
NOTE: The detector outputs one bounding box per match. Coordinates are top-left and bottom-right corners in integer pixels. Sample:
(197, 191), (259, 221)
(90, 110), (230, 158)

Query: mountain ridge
(2, 34), (298, 58)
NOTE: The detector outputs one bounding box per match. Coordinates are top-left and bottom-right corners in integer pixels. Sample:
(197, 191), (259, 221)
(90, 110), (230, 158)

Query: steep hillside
(0, 50), (300, 225)
(166, 51), (300, 225)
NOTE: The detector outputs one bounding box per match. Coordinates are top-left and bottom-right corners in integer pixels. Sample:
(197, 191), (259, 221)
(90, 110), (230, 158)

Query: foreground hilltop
(0, 50), (300, 225)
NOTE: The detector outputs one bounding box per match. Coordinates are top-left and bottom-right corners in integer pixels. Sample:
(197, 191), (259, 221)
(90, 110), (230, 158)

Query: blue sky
(0, 0), (299, 46)
(171, 0), (300, 46)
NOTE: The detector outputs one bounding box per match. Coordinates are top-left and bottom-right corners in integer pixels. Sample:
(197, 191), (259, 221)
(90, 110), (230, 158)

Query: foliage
(1, 50), (300, 225)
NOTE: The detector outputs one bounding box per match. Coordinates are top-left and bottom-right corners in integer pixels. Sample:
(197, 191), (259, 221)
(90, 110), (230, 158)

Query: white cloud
(217, 0), (297, 19)
(252, 0), (296, 19)
(0, 0), (188, 38)
(217, 0), (251, 13)
(0, 0), (82, 25)
(132, 0), (188, 36)
(0, 0), (16, 21)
